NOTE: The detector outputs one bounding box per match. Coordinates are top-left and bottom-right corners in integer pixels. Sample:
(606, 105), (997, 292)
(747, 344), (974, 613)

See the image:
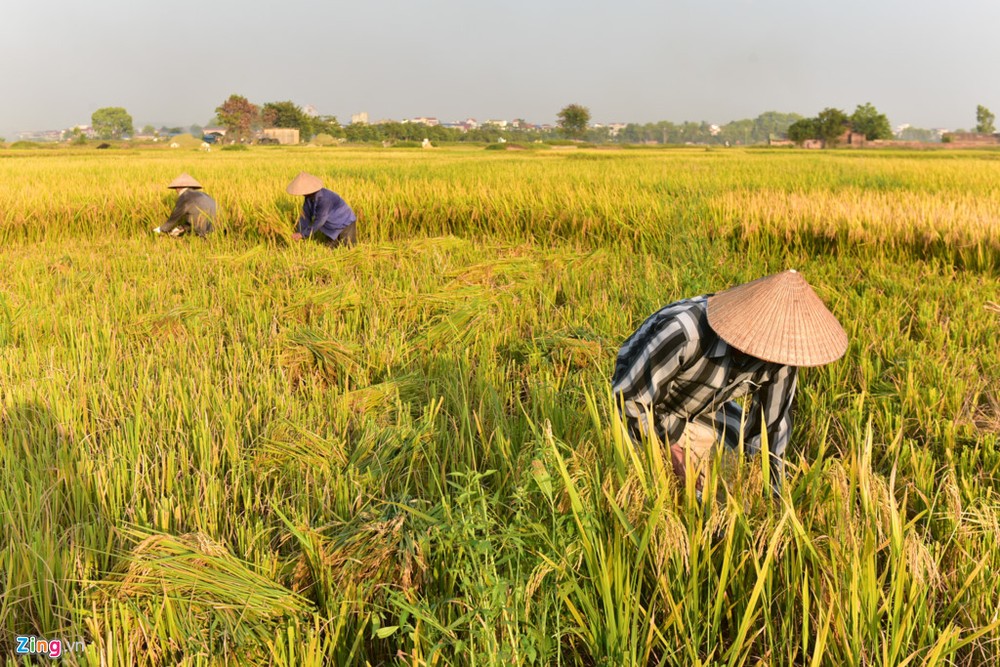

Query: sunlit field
(1, 144), (998, 666)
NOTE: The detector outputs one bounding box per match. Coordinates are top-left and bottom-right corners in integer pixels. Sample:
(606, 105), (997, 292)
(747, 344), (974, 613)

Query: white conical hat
(167, 173), (202, 189)
(286, 172), (323, 195)
(706, 270), (848, 367)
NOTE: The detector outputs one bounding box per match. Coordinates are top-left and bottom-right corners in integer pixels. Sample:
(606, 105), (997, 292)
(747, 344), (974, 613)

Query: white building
(351, 112), (369, 125)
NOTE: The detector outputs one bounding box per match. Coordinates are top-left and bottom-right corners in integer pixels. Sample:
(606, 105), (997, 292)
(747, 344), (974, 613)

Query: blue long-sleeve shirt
(297, 188), (356, 240)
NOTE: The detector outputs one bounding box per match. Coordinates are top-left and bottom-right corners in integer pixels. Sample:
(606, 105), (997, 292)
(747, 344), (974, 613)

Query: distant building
(843, 131), (867, 147)
(17, 129), (64, 142)
(351, 112), (369, 125)
(607, 123), (627, 137)
(202, 128), (226, 144)
(407, 117), (440, 127)
(941, 132), (1000, 146)
(261, 128), (300, 145)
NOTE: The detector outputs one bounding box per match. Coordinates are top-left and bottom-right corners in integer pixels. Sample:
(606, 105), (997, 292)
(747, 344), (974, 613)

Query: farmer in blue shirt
(287, 172), (357, 247)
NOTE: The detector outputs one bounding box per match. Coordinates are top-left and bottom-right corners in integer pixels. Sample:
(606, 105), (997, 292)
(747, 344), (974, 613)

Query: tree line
(80, 98), (997, 146)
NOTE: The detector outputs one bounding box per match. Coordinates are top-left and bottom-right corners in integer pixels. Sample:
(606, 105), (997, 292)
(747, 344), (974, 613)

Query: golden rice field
(1, 144), (999, 666)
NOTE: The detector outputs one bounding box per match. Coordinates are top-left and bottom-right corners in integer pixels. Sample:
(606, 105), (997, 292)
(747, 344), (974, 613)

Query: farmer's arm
(301, 195), (333, 239)
(612, 318), (697, 444)
(745, 365), (798, 497)
(295, 196), (313, 237)
(160, 198), (189, 233)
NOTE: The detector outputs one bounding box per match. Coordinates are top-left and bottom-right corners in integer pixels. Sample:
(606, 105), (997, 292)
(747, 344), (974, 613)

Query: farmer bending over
(287, 172), (357, 248)
(153, 173), (216, 238)
(612, 270), (847, 497)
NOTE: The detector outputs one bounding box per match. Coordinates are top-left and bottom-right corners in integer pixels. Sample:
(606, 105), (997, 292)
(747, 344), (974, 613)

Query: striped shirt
(612, 295), (798, 495)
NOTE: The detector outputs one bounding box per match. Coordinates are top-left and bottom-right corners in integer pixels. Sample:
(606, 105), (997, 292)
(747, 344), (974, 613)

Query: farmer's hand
(669, 443), (686, 483)
(292, 232), (303, 241)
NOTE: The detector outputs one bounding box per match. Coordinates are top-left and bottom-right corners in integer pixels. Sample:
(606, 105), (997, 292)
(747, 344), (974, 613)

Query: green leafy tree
(344, 122), (379, 142)
(787, 118), (817, 145)
(312, 115), (344, 139)
(91, 107), (134, 139)
(976, 105), (995, 134)
(850, 103), (892, 140)
(262, 101), (313, 140)
(557, 104), (590, 139)
(64, 127), (87, 145)
(140, 124), (156, 136)
(752, 111), (803, 143)
(815, 107), (850, 146)
(216, 94), (260, 142)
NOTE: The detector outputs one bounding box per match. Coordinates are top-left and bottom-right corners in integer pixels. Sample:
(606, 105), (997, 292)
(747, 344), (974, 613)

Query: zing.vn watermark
(15, 635), (87, 659)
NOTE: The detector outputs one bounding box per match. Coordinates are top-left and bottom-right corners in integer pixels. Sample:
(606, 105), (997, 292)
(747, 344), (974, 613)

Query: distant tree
(787, 118), (817, 145)
(63, 125), (87, 146)
(752, 111), (803, 143)
(216, 94), (260, 142)
(976, 105), (995, 134)
(850, 103), (892, 140)
(262, 101), (313, 140)
(721, 118), (755, 145)
(140, 124), (156, 136)
(815, 107), (850, 146)
(344, 122), (379, 142)
(585, 125), (612, 144)
(312, 115), (344, 138)
(91, 107), (134, 139)
(557, 104), (590, 139)
(189, 124), (203, 137)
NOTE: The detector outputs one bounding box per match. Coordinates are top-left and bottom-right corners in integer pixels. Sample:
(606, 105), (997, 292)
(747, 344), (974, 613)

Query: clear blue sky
(2, 0), (998, 137)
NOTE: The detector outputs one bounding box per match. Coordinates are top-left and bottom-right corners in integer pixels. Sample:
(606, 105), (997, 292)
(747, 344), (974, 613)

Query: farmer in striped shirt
(612, 270), (847, 496)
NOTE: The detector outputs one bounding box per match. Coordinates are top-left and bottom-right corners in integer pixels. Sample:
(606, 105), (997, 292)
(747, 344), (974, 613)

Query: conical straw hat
(706, 270), (847, 367)
(286, 172), (323, 195)
(167, 173), (202, 189)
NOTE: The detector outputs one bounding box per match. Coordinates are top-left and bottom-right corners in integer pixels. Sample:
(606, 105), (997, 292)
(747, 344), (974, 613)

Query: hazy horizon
(3, 0), (998, 139)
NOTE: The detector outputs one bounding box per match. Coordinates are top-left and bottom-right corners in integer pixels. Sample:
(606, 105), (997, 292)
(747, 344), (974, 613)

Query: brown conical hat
(167, 173), (202, 189)
(286, 172), (323, 195)
(706, 270), (847, 367)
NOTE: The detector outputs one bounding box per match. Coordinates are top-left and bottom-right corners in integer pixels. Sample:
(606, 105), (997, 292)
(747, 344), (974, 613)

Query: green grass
(1, 146), (998, 665)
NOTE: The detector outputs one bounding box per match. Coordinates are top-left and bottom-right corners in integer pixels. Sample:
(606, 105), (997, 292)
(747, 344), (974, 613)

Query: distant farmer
(286, 172), (357, 247)
(153, 173), (216, 238)
(612, 270), (847, 497)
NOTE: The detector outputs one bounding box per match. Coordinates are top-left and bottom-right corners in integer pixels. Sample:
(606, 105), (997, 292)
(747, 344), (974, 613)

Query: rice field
(1, 144), (999, 666)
